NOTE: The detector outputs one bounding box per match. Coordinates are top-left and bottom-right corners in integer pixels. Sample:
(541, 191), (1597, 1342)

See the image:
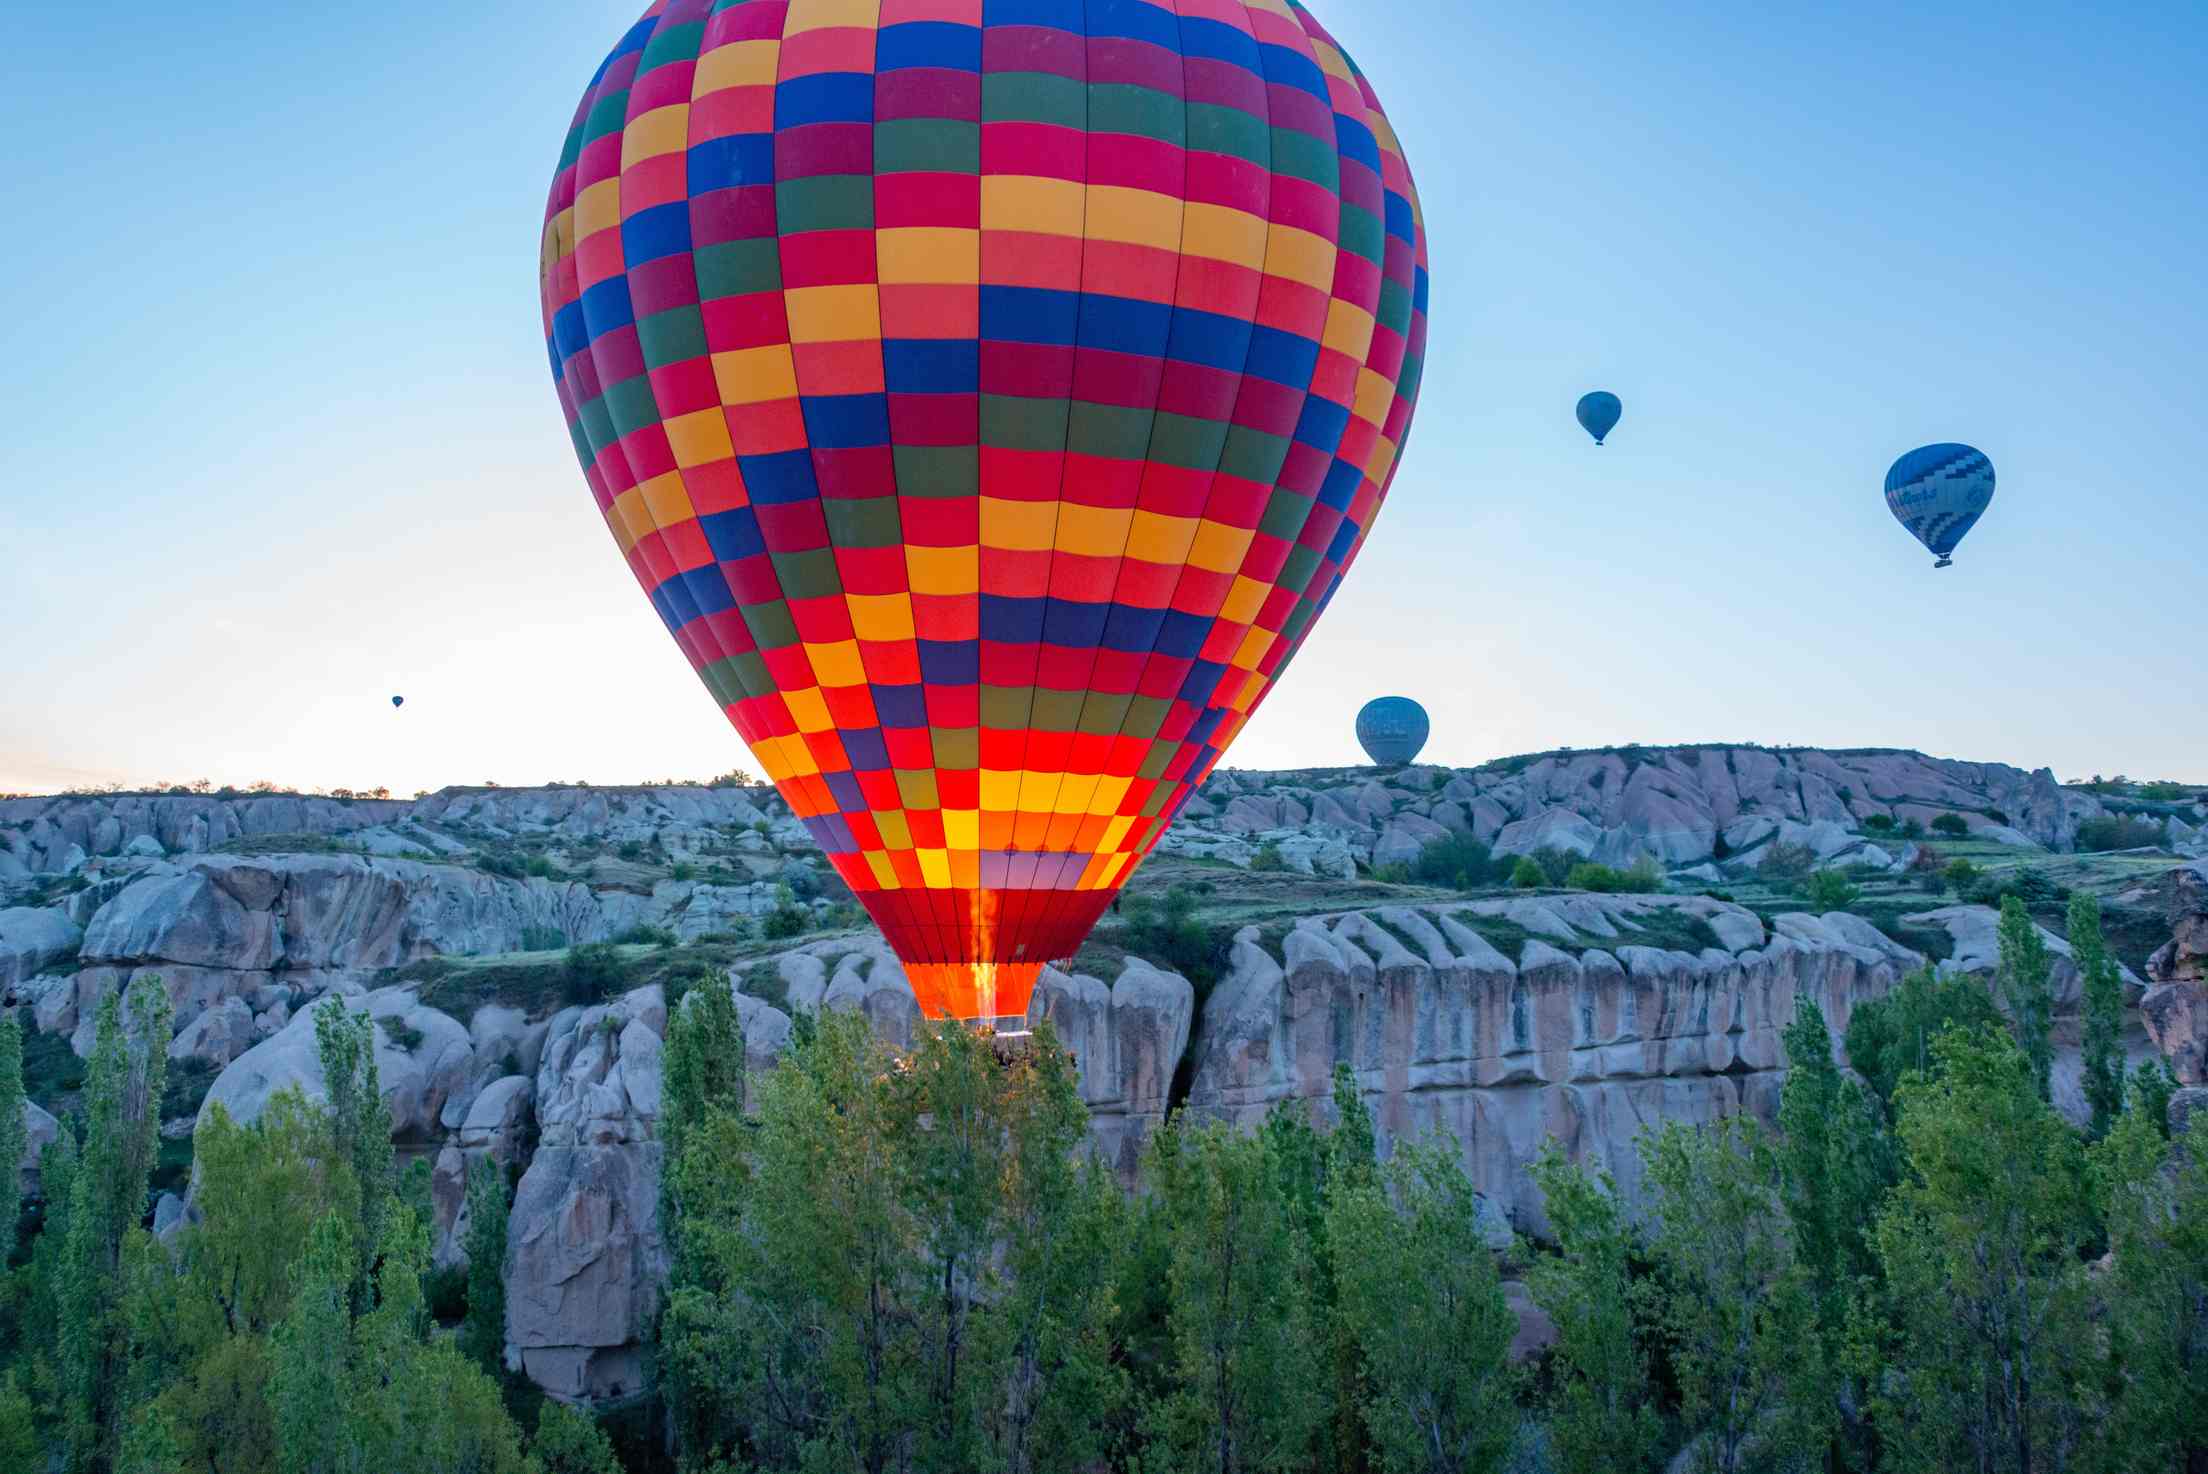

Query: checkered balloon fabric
(541, 0), (1428, 1022)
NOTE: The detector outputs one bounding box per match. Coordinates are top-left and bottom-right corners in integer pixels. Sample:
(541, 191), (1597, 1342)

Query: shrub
(1509, 857), (1546, 889)
(1248, 841), (1288, 873)
(1757, 841), (1818, 885)
(2139, 781), (2188, 802)
(762, 884), (810, 940)
(614, 924), (679, 948)
(2074, 814), (2166, 852)
(1410, 835), (1499, 889)
(1804, 869), (1861, 910)
(1370, 862), (1412, 885)
(1565, 859), (1660, 895)
(616, 841), (649, 862)
(1529, 847), (1578, 886)
(1930, 813), (1971, 838)
(1121, 885), (1233, 998)
(1862, 814), (1897, 835)
(519, 926), (566, 952)
(524, 855), (556, 879)
(562, 942), (634, 1008)
(378, 1018), (427, 1053)
(670, 861), (698, 883)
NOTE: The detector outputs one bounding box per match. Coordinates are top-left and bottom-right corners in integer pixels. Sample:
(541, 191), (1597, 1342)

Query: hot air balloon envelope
(391, 696), (404, 709)
(1576, 392), (1622, 446)
(541, 0), (1429, 1027)
(1885, 444), (1994, 568)
(1356, 697), (1431, 767)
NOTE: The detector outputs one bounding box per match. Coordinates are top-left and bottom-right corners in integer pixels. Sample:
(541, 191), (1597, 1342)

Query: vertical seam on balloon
(1124, 0), (1364, 867)
(1209, 16), (1417, 770)
(1093, 0), (1322, 869)
(1023, 0), (1194, 920)
(994, 0), (1094, 968)
(1074, 0), (1268, 856)
(625, 6), (750, 746)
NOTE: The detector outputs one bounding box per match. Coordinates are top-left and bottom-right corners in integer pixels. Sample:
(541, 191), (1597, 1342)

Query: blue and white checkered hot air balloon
(1885, 444), (1995, 569)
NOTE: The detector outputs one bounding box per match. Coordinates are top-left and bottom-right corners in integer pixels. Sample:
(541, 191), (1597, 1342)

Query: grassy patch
(21, 1027), (88, 1111)
(1442, 912), (1535, 962)
(1604, 909), (1723, 955)
(214, 833), (355, 858)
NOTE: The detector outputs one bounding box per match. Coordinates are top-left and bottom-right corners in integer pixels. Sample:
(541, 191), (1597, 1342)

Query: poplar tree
(461, 1154), (510, 1374)
(1639, 1117), (1832, 1473)
(1528, 1143), (1659, 1474)
(56, 975), (168, 1473)
(1328, 1136), (1516, 1474)
(1996, 897), (2055, 1100)
(0, 1010), (25, 1265)
(2067, 892), (2126, 1137)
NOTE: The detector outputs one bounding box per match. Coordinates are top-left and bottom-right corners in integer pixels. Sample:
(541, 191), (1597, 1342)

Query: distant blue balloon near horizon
(1885, 444), (1995, 569)
(392, 696), (404, 708)
(1576, 391), (1622, 446)
(1356, 697), (1431, 767)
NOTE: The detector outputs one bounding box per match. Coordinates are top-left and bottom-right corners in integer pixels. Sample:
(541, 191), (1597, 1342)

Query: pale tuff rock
(2143, 864), (2208, 1083)
(0, 907), (82, 988)
(1030, 957), (1194, 1178)
(1182, 894), (1917, 1230)
(0, 792), (408, 875)
(17, 1098), (59, 1196)
(195, 988), (474, 1143)
(1906, 904), (2144, 1009)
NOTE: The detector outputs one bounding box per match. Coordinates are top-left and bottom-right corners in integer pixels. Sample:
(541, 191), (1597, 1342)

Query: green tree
(1527, 1143), (1659, 1474)
(269, 1211), (355, 1474)
(1328, 1137), (1515, 1474)
(56, 974), (169, 1473)
(1638, 1117), (1832, 1474)
(1996, 896), (2056, 1100)
(1144, 1116), (1323, 1474)
(312, 1002), (394, 1310)
(971, 1027), (1127, 1474)
(1865, 1027), (2101, 1471)
(0, 1010), (24, 1266)
(2093, 1095), (2208, 1470)
(0, 1373), (38, 1473)
(2128, 1057), (2180, 1140)
(461, 1154), (509, 1373)
(2067, 893), (2126, 1137)
(1804, 868), (1861, 910)
(533, 1400), (623, 1474)
(1843, 965), (2003, 1113)
(1509, 857), (1546, 889)
(1777, 999), (1892, 1468)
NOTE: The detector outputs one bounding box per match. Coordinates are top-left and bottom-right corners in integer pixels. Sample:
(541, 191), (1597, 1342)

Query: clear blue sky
(3, 2), (2202, 796)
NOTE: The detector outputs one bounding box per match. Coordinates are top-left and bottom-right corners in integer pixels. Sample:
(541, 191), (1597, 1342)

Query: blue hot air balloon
(1576, 392), (1622, 446)
(391, 696), (405, 709)
(1885, 444), (1995, 569)
(1356, 697), (1431, 768)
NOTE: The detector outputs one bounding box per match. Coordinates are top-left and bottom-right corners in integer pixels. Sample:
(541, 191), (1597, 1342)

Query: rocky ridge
(5, 755), (2203, 1404)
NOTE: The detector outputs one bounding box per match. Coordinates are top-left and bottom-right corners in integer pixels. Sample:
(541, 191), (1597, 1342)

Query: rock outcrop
(1182, 894), (1917, 1230)
(2143, 862), (2208, 1083)
(1173, 746), (2124, 877)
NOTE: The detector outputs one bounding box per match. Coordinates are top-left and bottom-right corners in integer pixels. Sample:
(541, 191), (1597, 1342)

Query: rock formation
(3, 759), (2200, 1405)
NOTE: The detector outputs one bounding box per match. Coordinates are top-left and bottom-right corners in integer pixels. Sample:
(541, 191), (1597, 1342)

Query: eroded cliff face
(1183, 897), (1916, 1230)
(6, 766), (2202, 1405)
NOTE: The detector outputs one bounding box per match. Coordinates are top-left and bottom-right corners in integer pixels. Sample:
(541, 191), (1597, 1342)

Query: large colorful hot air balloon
(1885, 444), (1994, 569)
(1355, 696), (1428, 767)
(1575, 391), (1621, 446)
(541, 0), (1428, 1027)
